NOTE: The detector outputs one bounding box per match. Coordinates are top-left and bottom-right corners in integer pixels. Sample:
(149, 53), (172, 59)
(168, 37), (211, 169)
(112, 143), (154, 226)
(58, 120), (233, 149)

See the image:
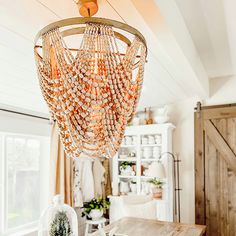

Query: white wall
(167, 97), (198, 224)
(137, 98), (198, 224)
(206, 76), (236, 105)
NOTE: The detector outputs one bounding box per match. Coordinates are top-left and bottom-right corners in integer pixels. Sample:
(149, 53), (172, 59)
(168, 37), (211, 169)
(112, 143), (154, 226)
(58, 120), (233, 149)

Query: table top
(91, 217), (206, 236)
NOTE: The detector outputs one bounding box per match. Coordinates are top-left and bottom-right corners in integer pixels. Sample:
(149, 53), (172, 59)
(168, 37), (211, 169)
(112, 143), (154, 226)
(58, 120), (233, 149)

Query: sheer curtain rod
(0, 108), (49, 121)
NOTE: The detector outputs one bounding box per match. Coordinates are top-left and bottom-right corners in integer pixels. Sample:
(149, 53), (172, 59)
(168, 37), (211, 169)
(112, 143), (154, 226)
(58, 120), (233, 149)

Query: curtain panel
(50, 122), (74, 206)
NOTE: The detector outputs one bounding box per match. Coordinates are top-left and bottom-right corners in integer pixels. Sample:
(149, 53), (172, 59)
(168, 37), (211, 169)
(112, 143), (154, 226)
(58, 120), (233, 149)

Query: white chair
(109, 195), (157, 223)
(84, 217), (106, 236)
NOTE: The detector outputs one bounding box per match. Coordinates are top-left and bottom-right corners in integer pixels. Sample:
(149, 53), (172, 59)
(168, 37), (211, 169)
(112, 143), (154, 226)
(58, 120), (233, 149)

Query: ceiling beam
(131, 0), (209, 99)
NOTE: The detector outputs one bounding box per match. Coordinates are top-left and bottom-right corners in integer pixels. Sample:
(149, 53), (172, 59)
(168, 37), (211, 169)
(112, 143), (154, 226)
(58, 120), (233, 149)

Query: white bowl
(89, 209), (103, 220)
(155, 115), (169, 124)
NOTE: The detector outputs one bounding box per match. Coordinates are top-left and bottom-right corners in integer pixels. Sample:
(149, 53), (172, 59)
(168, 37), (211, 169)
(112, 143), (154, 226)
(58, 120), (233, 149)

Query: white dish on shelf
(143, 147), (152, 159)
(155, 115), (170, 124)
(148, 135), (155, 144)
(154, 135), (162, 144)
(141, 137), (148, 145)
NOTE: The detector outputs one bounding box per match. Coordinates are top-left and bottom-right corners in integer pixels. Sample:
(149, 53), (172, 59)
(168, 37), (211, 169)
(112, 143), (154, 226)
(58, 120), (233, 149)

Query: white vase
(154, 115), (170, 124)
(89, 209), (103, 220)
(120, 166), (133, 176)
(120, 181), (130, 194)
(154, 106), (169, 124)
(130, 183), (137, 194)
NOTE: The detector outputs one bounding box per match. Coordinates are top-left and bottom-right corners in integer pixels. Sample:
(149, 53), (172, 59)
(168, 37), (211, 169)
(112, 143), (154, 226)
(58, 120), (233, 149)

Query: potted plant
(120, 161), (134, 176)
(148, 178), (164, 199)
(81, 198), (110, 220)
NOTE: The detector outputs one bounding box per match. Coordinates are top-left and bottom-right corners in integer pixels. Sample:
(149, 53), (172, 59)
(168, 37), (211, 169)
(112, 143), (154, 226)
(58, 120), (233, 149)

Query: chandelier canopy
(34, 17), (147, 158)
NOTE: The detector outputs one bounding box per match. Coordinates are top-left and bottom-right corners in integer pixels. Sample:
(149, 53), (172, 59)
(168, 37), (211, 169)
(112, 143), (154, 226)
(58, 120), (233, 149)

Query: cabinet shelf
(118, 175), (137, 179)
(141, 144), (161, 147)
(118, 158), (137, 162)
(141, 158), (159, 162)
(140, 176), (153, 179)
(120, 145), (136, 148)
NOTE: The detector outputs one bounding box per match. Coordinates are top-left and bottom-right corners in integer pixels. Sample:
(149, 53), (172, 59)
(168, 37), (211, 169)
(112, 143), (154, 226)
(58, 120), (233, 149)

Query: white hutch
(110, 123), (175, 222)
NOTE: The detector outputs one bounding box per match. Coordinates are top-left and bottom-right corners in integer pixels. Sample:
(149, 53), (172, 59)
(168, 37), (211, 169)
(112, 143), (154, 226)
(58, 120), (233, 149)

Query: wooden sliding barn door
(195, 103), (236, 236)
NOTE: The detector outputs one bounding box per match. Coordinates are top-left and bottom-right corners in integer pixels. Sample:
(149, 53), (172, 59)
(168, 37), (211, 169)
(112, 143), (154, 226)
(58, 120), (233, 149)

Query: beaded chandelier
(34, 16), (147, 158)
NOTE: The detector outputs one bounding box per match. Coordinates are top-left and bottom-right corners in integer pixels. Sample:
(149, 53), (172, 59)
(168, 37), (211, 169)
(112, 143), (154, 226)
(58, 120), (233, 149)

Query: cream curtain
(50, 122), (74, 206)
(103, 158), (112, 199)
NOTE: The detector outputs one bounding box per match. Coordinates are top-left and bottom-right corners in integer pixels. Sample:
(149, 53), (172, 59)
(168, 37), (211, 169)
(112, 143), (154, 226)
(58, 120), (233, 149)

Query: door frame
(194, 102), (236, 225)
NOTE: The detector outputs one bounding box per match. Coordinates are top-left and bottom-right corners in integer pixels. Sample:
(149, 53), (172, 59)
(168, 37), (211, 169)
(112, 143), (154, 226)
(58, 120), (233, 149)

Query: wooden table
(92, 217), (206, 236)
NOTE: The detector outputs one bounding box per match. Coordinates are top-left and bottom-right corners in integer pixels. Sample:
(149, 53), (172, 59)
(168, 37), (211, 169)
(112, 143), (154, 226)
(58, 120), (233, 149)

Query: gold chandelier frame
(34, 17), (147, 56)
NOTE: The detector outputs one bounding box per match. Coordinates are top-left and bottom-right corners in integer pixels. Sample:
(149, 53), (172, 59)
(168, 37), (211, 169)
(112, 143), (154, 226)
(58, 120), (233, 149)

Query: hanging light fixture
(34, 0), (147, 158)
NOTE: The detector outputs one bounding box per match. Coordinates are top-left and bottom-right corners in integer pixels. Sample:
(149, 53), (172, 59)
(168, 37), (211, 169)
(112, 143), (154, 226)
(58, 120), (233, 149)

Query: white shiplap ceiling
(175, 0), (234, 79)
(0, 0), (234, 115)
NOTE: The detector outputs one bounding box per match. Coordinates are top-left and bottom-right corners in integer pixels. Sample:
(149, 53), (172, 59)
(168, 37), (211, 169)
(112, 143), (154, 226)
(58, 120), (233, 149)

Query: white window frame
(0, 132), (50, 236)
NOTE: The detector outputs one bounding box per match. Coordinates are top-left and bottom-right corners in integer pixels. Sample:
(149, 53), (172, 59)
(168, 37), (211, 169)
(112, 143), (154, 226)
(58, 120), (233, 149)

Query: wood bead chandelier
(34, 1), (147, 158)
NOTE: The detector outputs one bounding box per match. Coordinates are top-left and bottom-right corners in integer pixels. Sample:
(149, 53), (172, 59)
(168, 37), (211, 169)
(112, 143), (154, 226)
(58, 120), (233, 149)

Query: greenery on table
(148, 178), (165, 189)
(49, 211), (72, 236)
(81, 197), (110, 219)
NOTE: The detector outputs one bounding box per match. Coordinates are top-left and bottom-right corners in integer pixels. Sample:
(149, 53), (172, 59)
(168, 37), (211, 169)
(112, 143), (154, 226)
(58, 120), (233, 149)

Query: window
(0, 132), (50, 235)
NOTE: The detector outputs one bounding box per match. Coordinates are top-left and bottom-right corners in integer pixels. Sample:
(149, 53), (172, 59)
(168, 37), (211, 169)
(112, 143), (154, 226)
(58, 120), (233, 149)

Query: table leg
(84, 223), (89, 236)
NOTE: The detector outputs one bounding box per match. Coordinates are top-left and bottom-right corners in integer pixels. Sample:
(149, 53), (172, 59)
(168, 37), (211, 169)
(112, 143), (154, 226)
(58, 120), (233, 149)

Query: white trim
(0, 134), (5, 232)
(4, 224), (37, 236)
(3, 135), (7, 232)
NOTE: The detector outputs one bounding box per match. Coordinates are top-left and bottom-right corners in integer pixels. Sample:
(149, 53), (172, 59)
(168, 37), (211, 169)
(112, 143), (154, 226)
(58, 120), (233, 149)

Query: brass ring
(34, 17), (147, 53)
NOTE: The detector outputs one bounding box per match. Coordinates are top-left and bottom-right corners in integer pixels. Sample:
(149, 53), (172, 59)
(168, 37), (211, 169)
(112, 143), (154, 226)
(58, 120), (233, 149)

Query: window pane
(6, 136), (41, 229)
(0, 134), (3, 232)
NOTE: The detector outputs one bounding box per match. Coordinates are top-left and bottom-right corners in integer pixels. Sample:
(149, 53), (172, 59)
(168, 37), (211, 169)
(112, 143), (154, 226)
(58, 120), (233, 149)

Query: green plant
(81, 198), (110, 219)
(49, 211), (72, 236)
(148, 178), (164, 189)
(120, 161), (133, 169)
